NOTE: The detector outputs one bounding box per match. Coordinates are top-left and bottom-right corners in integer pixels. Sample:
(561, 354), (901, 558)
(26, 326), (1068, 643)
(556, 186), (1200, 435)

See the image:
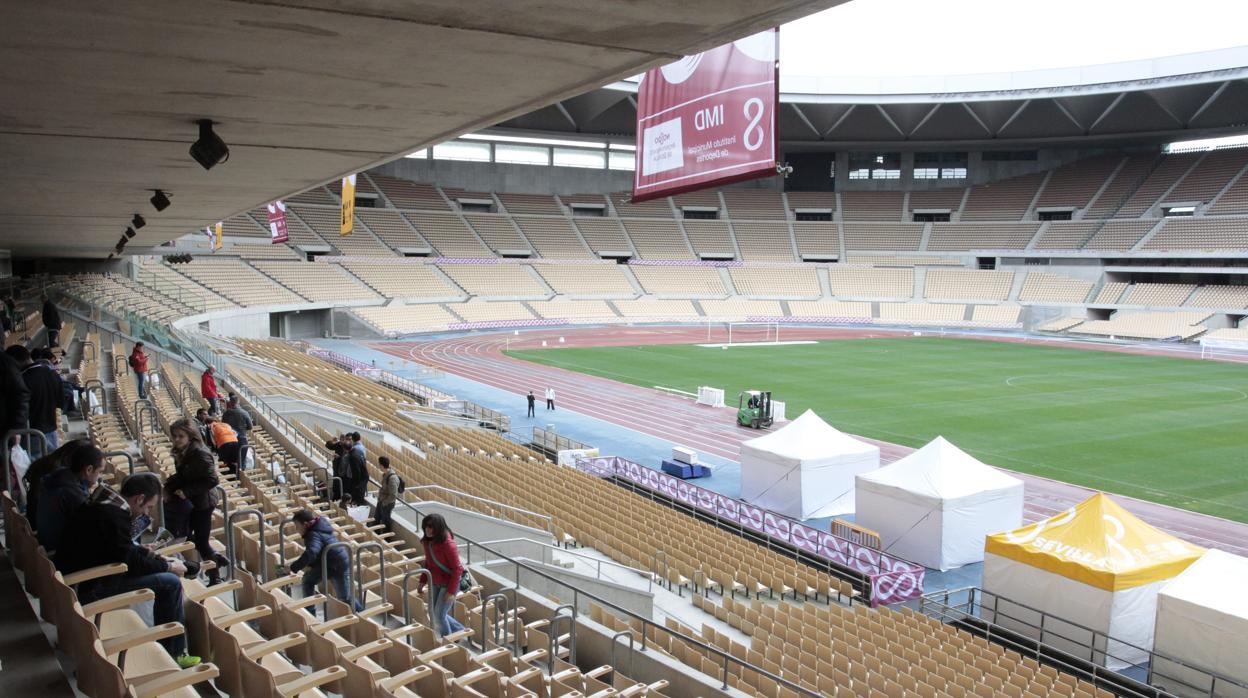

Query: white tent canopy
(739, 410), (879, 519)
(1153, 550), (1248, 697)
(855, 436), (1023, 570)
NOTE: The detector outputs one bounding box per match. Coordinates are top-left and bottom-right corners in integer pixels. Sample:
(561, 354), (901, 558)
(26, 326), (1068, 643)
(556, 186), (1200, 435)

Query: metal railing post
(482, 593), (509, 652)
(320, 541), (354, 617)
(549, 604), (576, 673)
(82, 379), (106, 414)
(225, 508), (267, 583)
(610, 630), (635, 682)
(401, 569), (433, 628)
(102, 450), (135, 476)
(354, 541), (384, 605)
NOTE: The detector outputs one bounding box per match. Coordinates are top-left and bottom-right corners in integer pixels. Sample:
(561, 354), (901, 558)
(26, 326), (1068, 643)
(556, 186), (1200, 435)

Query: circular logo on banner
(732, 31), (776, 64)
(659, 54), (704, 85)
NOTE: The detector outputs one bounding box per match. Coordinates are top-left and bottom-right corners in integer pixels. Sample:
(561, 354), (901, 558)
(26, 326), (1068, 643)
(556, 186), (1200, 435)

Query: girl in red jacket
(200, 366), (220, 415)
(417, 513), (467, 637)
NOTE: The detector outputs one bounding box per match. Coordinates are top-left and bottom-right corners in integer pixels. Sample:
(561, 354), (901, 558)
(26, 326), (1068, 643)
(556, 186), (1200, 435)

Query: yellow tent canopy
(985, 493), (1204, 591)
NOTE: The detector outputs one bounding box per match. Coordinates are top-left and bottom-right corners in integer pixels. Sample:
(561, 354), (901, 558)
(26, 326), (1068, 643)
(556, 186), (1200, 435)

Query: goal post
(1199, 337), (1248, 362)
(727, 321), (780, 346)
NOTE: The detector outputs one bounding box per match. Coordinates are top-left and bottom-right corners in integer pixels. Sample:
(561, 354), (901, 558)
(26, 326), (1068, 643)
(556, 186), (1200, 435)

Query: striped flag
(340, 174), (356, 236)
(267, 200), (289, 244)
(213, 221), (223, 251)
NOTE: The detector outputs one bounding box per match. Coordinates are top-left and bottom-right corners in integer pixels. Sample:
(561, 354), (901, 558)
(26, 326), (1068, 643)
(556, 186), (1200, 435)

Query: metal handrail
(405, 484), (554, 536)
(610, 630), (636, 681)
(549, 605), (576, 671)
(134, 400), (158, 434)
(225, 508), (268, 583)
(82, 379), (106, 414)
(473, 537), (653, 594)
(103, 450), (135, 476)
(401, 569), (433, 628)
(354, 541), (385, 605)
(482, 592), (509, 653)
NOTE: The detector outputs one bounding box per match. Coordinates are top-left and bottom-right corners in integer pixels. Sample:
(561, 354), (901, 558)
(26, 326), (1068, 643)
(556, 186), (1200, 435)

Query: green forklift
(736, 390), (774, 429)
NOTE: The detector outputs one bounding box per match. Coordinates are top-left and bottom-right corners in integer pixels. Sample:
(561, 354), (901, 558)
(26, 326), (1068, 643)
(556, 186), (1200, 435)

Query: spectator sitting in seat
(56, 473), (202, 668)
(287, 508), (362, 612)
(22, 438), (89, 526)
(37, 443), (104, 553)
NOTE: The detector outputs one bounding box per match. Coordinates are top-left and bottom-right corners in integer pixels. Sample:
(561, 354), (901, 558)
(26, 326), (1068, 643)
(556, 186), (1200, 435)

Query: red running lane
(369, 326), (1248, 556)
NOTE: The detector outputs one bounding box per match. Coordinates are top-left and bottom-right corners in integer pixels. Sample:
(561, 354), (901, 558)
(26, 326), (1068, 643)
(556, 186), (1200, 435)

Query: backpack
(385, 470), (405, 497)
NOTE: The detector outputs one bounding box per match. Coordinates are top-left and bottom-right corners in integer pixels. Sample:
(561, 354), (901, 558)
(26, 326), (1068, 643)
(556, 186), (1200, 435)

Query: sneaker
(176, 654), (202, 669)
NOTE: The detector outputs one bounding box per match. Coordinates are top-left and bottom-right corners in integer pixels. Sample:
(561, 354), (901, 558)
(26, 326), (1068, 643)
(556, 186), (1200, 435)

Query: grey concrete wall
(207, 312), (270, 338)
(480, 557), (654, 618)
(376, 158), (633, 197)
(280, 308), (332, 338)
(392, 501), (551, 548)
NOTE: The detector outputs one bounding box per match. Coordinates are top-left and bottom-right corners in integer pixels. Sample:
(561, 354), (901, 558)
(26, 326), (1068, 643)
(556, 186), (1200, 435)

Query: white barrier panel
(696, 386), (725, 408)
(558, 448), (600, 467)
(772, 400), (786, 422)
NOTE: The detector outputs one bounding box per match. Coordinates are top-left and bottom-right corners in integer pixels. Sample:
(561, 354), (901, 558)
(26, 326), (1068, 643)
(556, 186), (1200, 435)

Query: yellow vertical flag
(340, 174), (356, 236)
(213, 221), (223, 251)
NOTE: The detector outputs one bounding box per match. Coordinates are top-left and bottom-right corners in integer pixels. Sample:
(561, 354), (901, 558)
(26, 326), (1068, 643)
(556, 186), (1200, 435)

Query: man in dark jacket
(345, 442), (368, 507)
(9, 344), (63, 448)
(56, 474), (200, 667)
(220, 394), (253, 455)
(22, 438), (88, 529)
(41, 295), (61, 347)
(288, 508), (361, 611)
(0, 349), (30, 439)
(36, 444), (104, 552)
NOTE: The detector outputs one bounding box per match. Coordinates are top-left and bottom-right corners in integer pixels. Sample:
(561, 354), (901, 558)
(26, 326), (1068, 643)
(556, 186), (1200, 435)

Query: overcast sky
(781, 0), (1248, 77)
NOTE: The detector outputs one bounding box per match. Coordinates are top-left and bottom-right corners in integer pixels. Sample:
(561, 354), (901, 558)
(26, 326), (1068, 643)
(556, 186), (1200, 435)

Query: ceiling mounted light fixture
(189, 119), (230, 170)
(150, 190), (171, 211)
(131, 214), (145, 229)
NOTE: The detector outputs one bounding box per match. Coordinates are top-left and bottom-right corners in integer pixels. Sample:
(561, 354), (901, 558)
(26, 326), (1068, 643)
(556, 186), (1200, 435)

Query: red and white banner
(267, 200), (289, 244)
(632, 28), (779, 202)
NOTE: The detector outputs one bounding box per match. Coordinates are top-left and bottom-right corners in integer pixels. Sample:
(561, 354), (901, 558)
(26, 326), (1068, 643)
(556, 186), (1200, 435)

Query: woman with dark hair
(165, 418), (226, 584)
(417, 513), (467, 637)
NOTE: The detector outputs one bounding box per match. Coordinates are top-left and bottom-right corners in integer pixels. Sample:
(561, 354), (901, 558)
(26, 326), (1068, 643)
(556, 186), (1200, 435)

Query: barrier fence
(574, 456), (925, 606)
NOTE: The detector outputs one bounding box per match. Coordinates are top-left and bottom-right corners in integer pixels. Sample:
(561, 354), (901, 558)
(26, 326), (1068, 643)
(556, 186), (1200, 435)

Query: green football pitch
(507, 337), (1248, 523)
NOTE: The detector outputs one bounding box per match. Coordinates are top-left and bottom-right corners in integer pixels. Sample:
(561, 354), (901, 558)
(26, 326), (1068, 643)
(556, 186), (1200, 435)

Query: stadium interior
(3, 2), (1248, 698)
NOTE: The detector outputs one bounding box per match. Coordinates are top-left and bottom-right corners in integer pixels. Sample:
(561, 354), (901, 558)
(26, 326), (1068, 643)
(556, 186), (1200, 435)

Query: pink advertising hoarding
(632, 28), (779, 203)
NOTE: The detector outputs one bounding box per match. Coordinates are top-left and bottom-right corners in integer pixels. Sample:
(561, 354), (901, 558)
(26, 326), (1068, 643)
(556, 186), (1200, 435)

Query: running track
(370, 326), (1248, 557)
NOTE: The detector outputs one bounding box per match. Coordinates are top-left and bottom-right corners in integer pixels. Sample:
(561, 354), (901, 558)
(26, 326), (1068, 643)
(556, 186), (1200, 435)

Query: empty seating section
(828, 268), (913, 299)
(622, 219), (694, 259)
(672, 190), (722, 211)
(532, 263), (635, 296)
(1208, 168), (1248, 214)
(786, 191), (836, 215)
(1143, 217), (1248, 251)
(464, 213), (529, 252)
(1084, 153), (1156, 218)
(252, 261), (380, 302)
(908, 189), (965, 213)
(512, 216), (593, 258)
(253, 208), (325, 246)
(355, 208), (430, 250)
(292, 206), (395, 256)
(729, 267), (821, 297)
(1186, 285), (1248, 309)
(1092, 282), (1128, 304)
(328, 172), (378, 197)
(630, 266), (727, 296)
(222, 213), (268, 238)
(792, 221), (840, 258)
(1019, 273), (1094, 304)
(448, 301), (535, 323)
(839, 191), (903, 221)
(404, 212), (492, 256)
(1039, 317), (1085, 332)
(1034, 221), (1099, 250)
(1115, 152), (1200, 217)
(353, 304), (457, 334)
(1165, 148), (1248, 203)
(960, 172), (1043, 220)
(1120, 283), (1195, 307)
(842, 223), (923, 251)
(788, 300), (872, 318)
(497, 192), (562, 215)
(732, 222), (796, 261)
(1083, 220), (1157, 251)
(970, 305), (1022, 326)
(439, 263), (548, 297)
(338, 261), (461, 298)
(571, 217), (633, 255)
(229, 243), (302, 260)
(698, 298), (784, 319)
(723, 190), (786, 219)
(925, 270), (1014, 301)
(613, 298), (699, 319)
(285, 185), (336, 205)
(880, 303), (966, 324)
(175, 259), (307, 306)
(369, 174), (451, 210)
(1072, 311), (1211, 340)
(138, 263), (235, 312)
(926, 223), (1039, 251)
(528, 299), (618, 320)
(681, 219), (736, 256)
(1035, 154), (1124, 209)
(1203, 327), (1248, 341)
(611, 192), (672, 217)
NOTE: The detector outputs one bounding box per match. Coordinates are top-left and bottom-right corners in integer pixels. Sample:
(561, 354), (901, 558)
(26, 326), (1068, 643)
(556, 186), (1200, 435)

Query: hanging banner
(267, 200), (289, 244)
(213, 221), (223, 251)
(632, 28), (779, 203)
(203, 225), (214, 247)
(340, 174), (356, 236)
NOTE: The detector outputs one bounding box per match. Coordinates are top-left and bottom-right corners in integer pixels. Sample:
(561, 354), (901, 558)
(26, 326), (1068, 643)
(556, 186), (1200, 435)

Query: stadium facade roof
(0, 0), (842, 258)
(495, 55), (1248, 148)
